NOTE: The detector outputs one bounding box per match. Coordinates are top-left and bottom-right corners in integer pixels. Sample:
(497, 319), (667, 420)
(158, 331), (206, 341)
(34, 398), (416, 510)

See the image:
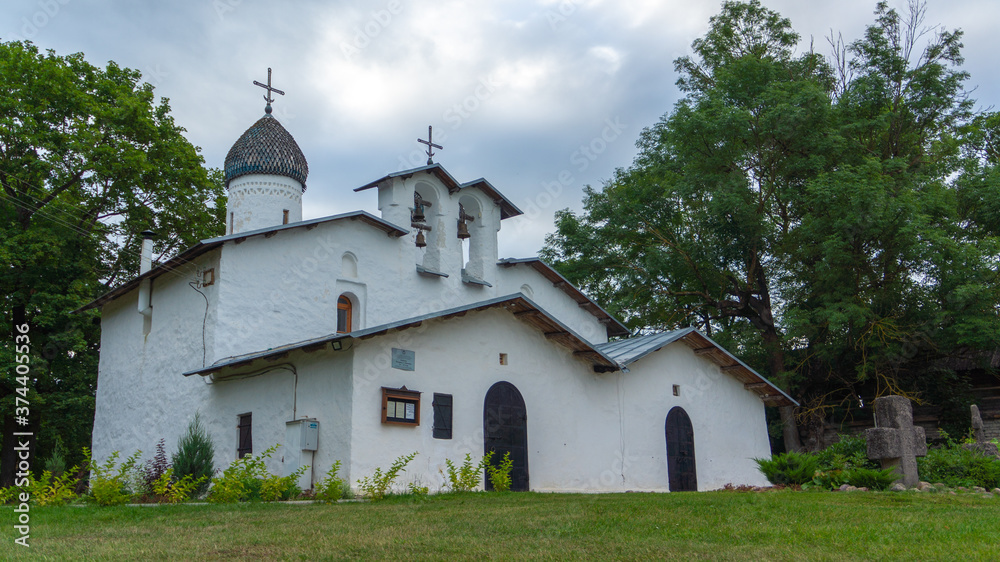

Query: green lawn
(2, 490), (998, 560)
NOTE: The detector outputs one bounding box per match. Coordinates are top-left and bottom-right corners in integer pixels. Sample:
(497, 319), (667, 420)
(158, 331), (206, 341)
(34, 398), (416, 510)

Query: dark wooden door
(666, 406), (697, 492)
(484, 381), (529, 491)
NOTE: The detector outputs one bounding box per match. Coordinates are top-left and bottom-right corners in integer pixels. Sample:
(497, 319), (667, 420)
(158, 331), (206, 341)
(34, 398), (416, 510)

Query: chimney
(140, 231), (156, 274)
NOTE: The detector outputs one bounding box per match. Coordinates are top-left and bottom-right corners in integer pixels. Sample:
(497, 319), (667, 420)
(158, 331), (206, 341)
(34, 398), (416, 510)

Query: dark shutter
(237, 413), (252, 458)
(432, 393), (453, 439)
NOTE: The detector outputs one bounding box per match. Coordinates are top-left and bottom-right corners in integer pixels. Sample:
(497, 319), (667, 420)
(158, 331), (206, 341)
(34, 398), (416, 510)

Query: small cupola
(224, 69), (309, 235)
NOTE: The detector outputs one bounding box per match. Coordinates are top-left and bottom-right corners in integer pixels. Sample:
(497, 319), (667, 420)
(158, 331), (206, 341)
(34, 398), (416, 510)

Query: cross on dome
(253, 67), (285, 115)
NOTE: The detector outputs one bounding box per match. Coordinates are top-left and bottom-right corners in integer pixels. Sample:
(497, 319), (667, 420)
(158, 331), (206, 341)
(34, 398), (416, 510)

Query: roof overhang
(183, 293), (619, 378)
(597, 328), (798, 407)
(497, 257), (629, 338)
(354, 163), (523, 220)
(76, 211), (407, 313)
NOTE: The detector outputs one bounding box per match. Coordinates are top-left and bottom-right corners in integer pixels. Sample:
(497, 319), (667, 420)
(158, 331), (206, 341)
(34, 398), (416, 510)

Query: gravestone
(964, 405), (999, 458)
(865, 395), (927, 487)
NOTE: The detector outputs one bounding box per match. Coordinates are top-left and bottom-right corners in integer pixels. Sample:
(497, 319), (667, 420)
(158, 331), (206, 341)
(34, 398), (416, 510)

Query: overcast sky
(6, 0), (1000, 258)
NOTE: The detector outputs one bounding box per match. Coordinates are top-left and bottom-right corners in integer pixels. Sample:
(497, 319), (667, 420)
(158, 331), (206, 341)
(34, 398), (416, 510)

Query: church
(85, 76), (795, 493)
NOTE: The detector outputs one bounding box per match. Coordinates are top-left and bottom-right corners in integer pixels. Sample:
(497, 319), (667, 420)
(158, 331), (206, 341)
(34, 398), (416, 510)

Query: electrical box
(300, 419), (319, 451)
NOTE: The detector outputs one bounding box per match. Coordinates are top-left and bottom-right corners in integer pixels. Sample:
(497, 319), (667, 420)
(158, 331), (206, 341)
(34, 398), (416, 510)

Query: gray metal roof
(183, 293), (619, 377)
(596, 328), (695, 365)
(224, 114), (309, 190)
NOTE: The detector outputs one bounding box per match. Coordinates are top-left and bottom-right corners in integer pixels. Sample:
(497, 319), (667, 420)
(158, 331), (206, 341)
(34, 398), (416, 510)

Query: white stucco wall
(226, 173), (303, 234)
(339, 307), (770, 493)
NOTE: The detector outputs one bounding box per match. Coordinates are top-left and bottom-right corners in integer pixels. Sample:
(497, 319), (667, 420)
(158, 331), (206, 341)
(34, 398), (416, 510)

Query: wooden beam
(721, 365), (743, 372)
(544, 331), (570, 339)
(264, 231), (277, 238)
(302, 342), (328, 353)
(233, 237), (247, 244)
(553, 281), (568, 288)
(745, 382), (770, 390)
(693, 347), (715, 355)
(514, 309), (541, 317)
(573, 350), (600, 356)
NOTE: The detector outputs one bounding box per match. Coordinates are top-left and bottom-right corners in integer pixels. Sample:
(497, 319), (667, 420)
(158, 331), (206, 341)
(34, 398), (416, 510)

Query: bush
(357, 452), (417, 500)
(0, 467), (82, 506)
(918, 444), (1000, 489)
(172, 413), (216, 498)
(44, 437), (69, 478)
(314, 461), (349, 502)
(86, 448), (142, 506)
(485, 451), (514, 492)
(208, 444), (306, 503)
(445, 453), (487, 492)
(754, 452), (819, 486)
(844, 467), (899, 490)
(137, 439), (171, 501)
(813, 434), (879, 472)
(152, 468), (207, 504)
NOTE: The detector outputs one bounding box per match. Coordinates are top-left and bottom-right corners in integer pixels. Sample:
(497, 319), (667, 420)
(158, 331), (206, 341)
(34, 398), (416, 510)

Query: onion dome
(224, 113), (309, 191)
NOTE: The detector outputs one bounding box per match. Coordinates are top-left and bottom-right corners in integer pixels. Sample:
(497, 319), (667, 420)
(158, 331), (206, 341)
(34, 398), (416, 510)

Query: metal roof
(224, 114), (309, 190)
(76, 211), (407, 312)
(497, 257), (630, 337)
(353, 163), (523, 219)
(597, 329), (798, 407)
(183, 293), (619, 377)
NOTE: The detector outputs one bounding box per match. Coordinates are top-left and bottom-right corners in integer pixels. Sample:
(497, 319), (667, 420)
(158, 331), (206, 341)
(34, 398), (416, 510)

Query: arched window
(337, 295), (352, 333)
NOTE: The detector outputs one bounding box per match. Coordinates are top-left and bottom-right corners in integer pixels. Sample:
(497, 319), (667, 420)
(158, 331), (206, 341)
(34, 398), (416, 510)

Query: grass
(2, 490), (999, 560)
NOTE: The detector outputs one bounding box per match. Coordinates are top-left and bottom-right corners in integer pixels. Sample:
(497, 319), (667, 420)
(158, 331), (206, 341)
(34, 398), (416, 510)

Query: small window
(337, 295), (352, 333)
(382, 387), (420, 426)
(432, 393), (453, 439)
(229, 212), (234, 234)
(499, 353), (508, 366)
(202, 268), (215, 287)
(672, 384), (681, 397)
(282, 209), (289, 224)
(237, 413), (252, 458)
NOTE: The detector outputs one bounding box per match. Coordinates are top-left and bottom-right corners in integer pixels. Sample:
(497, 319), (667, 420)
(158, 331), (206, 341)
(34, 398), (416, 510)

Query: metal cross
(253, 68), (285, 113)
(417, 126), (443, 165)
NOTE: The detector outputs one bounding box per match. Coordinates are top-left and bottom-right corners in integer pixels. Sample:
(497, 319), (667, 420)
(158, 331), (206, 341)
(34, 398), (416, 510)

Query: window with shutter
(433, 393), (453, 439)
(237, 413), (252, 458)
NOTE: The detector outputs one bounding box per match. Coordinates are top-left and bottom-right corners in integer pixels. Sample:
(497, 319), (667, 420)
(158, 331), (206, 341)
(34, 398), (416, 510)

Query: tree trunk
(762, 327), (802, 453)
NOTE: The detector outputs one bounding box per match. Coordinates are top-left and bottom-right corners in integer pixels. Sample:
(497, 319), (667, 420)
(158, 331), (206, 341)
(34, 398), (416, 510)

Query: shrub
(86, 448), (142, 506)
(485, 451), (514, 492)
(918, 443), (1000, 489)
(809, 470), (849, 491)
(754, 452), (819, 486)
(0, 467), (82, 506)
(208, 444), (306, 503)
(445, 453), (487, 492)
(844, 467), (899, 490)
(314, 461), (348, 503)
(44, 437), (69, 478)
(152, 468), (207, 504)
(172, 413), (216, 498)
(137, 439), (171, 501)
(813, 434), (879, 472)
(357, 452), (417, 500)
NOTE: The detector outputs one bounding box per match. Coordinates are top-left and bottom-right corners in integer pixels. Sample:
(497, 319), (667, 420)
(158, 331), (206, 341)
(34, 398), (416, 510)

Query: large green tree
(0, 41), (226, 484)
(542, 1), (1000, 451)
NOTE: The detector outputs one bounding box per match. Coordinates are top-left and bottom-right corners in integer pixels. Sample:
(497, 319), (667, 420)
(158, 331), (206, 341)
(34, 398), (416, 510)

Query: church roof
(597, 329), (797, 406)
(75, 211), (406, 312)
(354, 163), (523, 220)
(182, 293), (621, 378)
(224, 114), (309, 190)
(497, 258), (629, 337)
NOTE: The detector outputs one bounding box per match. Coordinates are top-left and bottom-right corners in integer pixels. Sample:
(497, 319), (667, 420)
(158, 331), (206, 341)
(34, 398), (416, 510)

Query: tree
(0, 41), (226, 484)
(542, 1), (1000, 451)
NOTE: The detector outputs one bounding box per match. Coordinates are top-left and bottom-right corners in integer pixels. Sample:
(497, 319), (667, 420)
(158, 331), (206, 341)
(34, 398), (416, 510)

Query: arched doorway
(666, 406), (697, 492)
(483, 381), (529, 491)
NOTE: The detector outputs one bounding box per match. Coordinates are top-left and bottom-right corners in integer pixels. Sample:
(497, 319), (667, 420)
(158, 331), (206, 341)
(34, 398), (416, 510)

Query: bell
(415, 230), (427, 248)
(412, 203), (425, 223)
(457, 220), (470, 240)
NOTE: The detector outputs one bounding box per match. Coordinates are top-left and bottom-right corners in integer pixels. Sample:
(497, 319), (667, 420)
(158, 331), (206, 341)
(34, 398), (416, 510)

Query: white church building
(85, 93), (795, 493)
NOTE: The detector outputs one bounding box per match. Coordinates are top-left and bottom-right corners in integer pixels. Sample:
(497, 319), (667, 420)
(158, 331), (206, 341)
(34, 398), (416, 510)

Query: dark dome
(224, 114), (309, 191)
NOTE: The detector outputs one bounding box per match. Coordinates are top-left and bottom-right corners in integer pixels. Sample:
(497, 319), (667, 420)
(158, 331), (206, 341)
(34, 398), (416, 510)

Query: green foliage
(44, 436), (69, 477)
(151, 468), (207, 504)
(444, 453), (488, 492)
(172, 413), (216, 497)
(407, 482), (429, 496)
(754, 452), (819, 486)
(813, 434), (880, 472)
(485, 451), (514, 492)
(0, 466), (82, 506)
(314, 461), (348, 503)
(843, 467), (899, 491)
(357, 452), (417, 500)
(918, 442), (1000, 489)
(86, 448), (142, 506)
(208, 445), (305, 503)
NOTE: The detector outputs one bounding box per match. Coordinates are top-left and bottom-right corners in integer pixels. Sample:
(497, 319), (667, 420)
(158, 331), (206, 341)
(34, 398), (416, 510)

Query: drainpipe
(138, 231), (156, 316)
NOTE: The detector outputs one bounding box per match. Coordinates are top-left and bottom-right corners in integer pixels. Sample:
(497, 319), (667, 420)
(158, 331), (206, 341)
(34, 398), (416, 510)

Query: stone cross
(865, 395), (927, 487)
(966, 404), (999, 457)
